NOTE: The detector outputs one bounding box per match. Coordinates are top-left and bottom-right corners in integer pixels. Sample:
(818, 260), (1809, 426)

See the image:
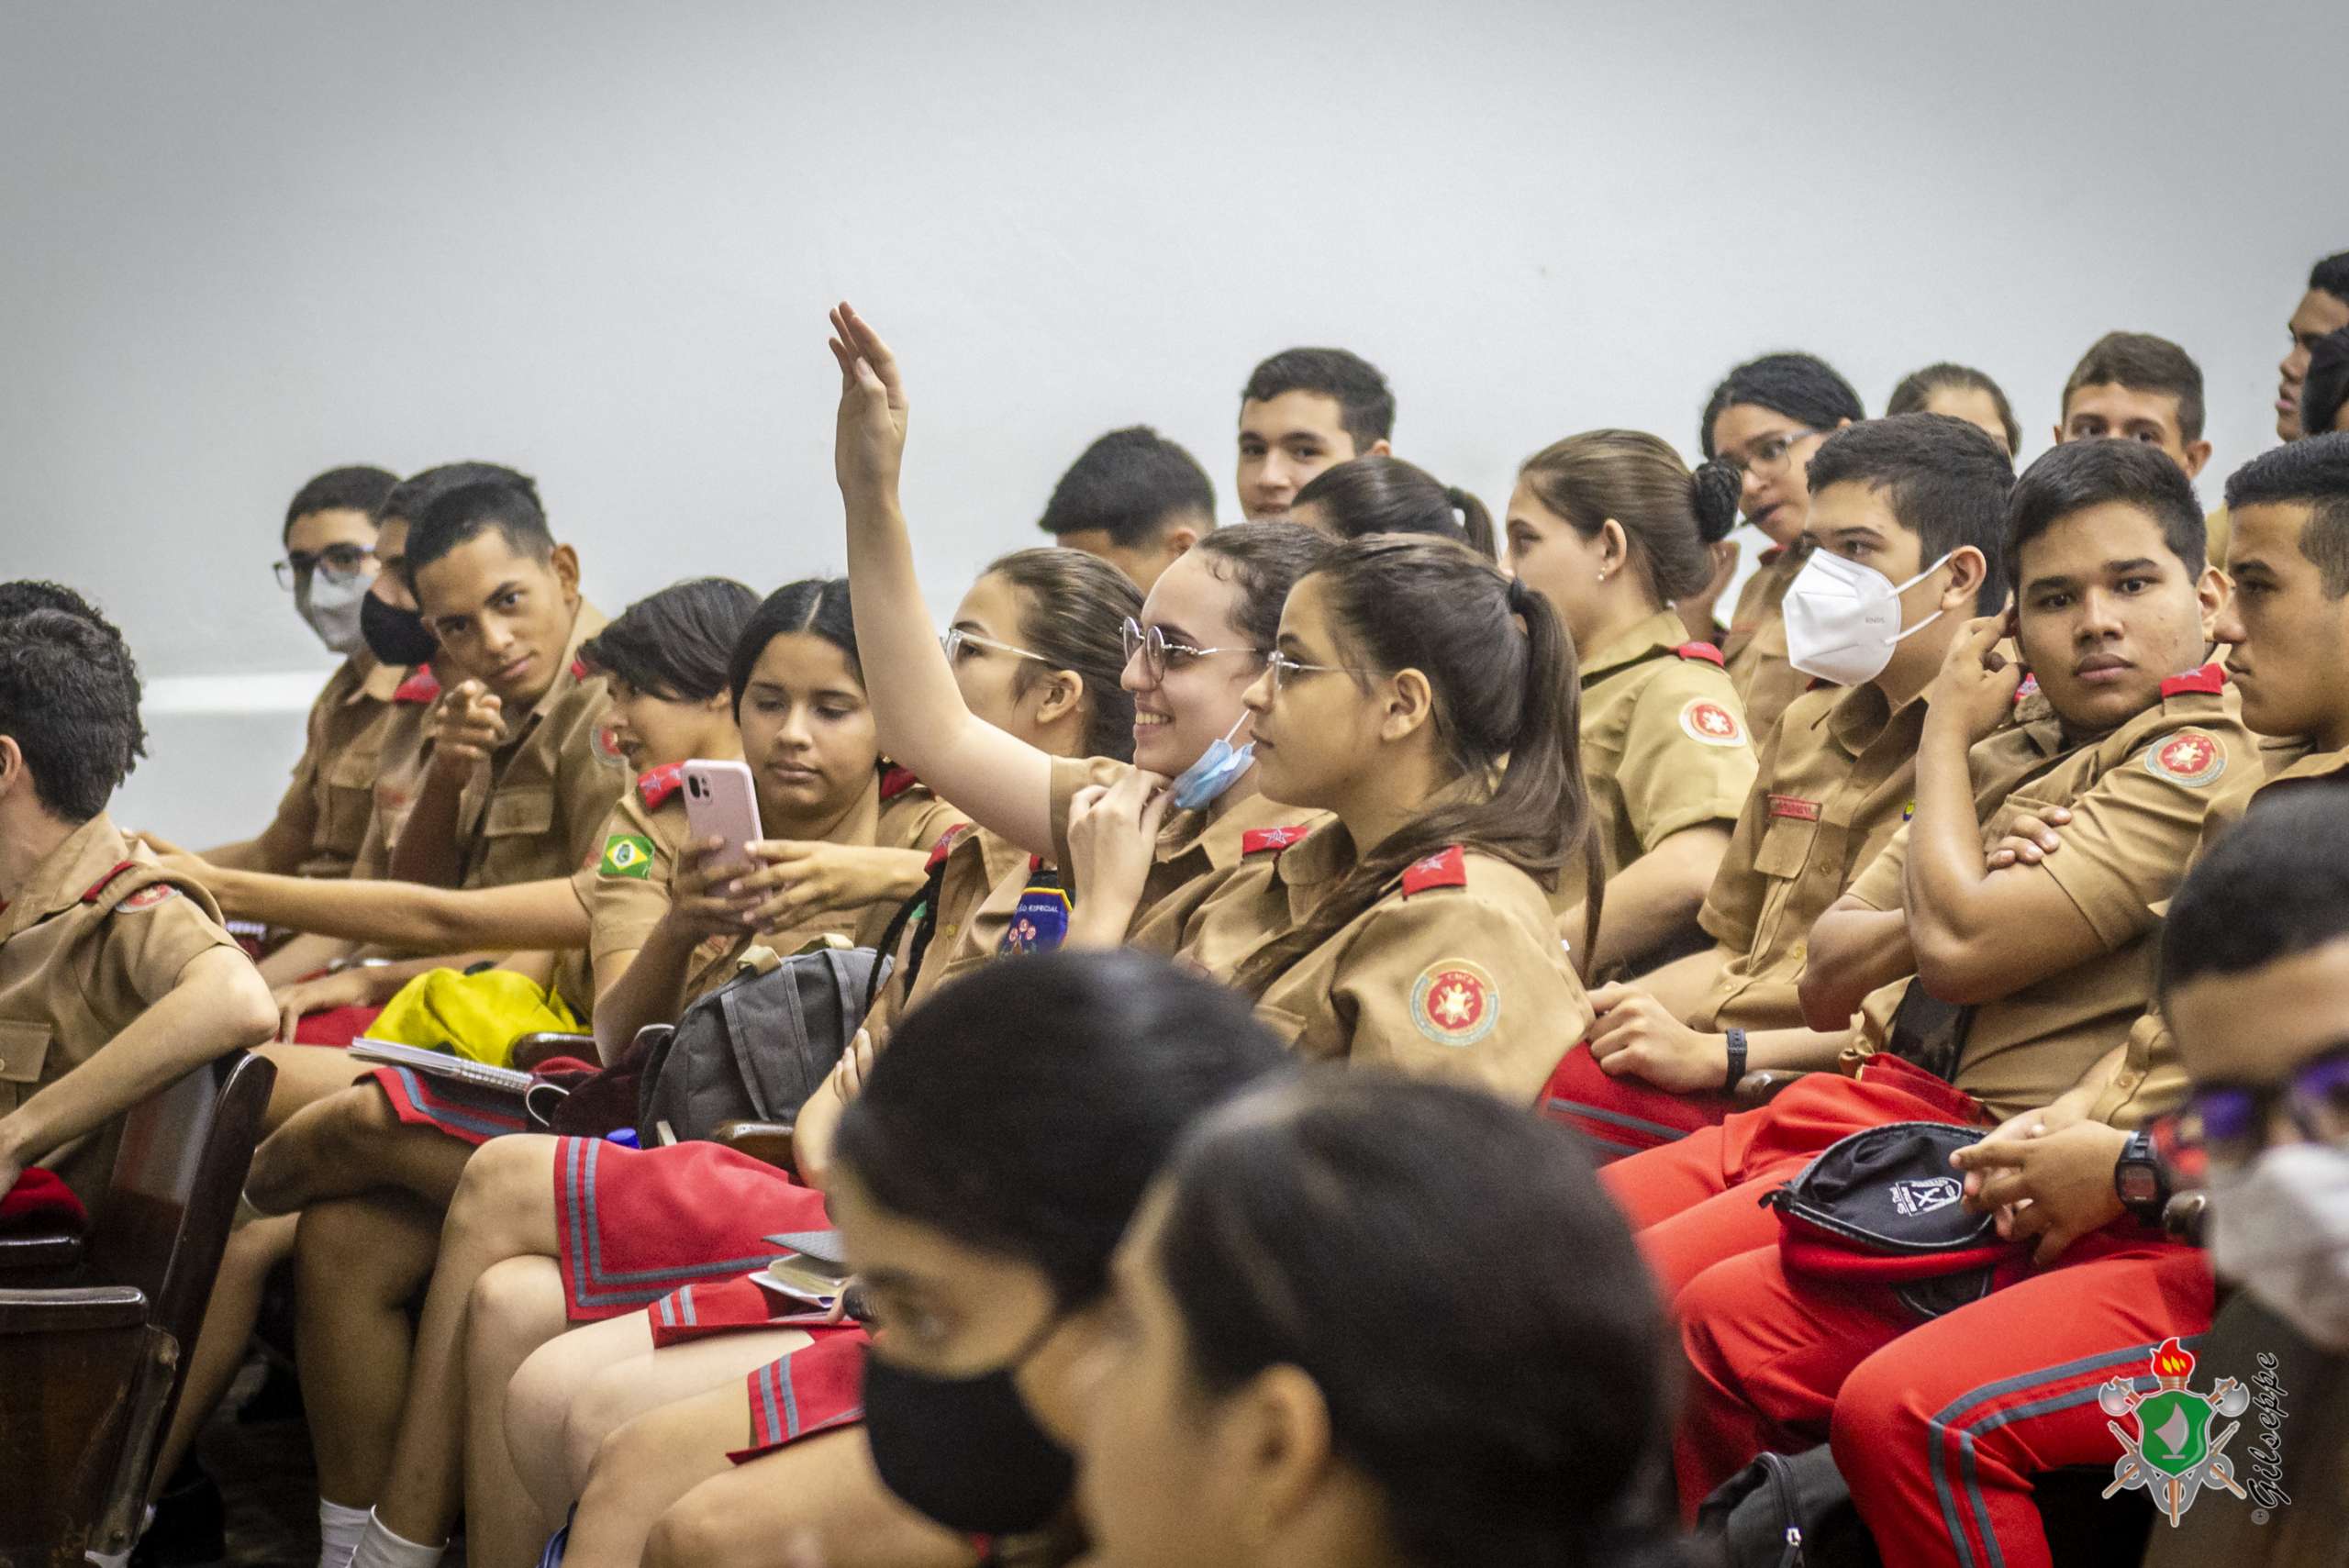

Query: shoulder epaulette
(393, 669), (441, 705)
(1241, 824), (1314, 857)
(1674, 640), (1727, 668)
(2159, 663), (2227, 699)
(636, 763), (685, 811)
(569, 657), (590, 682)
(923, 823), (973, 872)
(81, 861), (140, 904)
(879, 764), (919, 802)
(1400, 845), (1469, 896)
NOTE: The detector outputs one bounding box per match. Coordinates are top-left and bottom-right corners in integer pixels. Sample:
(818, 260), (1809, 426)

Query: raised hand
(828, 302), (909, 503)
(426, 680), (506, 778)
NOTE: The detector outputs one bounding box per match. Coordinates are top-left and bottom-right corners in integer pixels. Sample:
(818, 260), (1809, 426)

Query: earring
(1597, 570), (1609, 584)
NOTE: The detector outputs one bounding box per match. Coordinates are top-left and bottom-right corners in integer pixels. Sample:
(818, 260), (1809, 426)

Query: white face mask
(2209, 1141), (2349, 1351)
(1783, 550), (1953, 687)
(295, 569), (373, 657)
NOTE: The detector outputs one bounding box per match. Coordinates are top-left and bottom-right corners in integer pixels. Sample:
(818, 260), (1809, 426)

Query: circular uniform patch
(593, 722), (629, 770)
(120, 884), (180, 910)
(1410, 959), (1501, 1048)
(2145, 729), (2226, 788)
(1679, 699), (1745, 748)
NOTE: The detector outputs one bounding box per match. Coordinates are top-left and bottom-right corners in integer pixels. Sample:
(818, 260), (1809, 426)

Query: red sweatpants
(1540, 1042), (1737, 1160)
(1598, 1056), (1987, 1297)
(1675, 1230), (2215, 1568)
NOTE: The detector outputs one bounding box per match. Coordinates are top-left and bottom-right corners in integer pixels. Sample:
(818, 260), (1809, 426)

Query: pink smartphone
(682, 759), (763, 875)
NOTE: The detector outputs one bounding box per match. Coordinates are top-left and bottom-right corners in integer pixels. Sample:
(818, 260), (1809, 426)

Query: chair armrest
(711, 1120), (799, 1178)
(511, 1033), (598, 1073)
(0, 1229), (85, 1274)
(1734, 1069), (1809, 1107)
(0, 1284), (149, 1335)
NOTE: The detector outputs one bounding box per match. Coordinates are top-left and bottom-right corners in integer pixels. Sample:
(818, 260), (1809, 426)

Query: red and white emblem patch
(2145, 729), (2225, 788)
(1679, 699), (1745, 748)
(1410, 959), (1500, 1047)
(593, 722), (629, 770)
(120, 884), (180, 911)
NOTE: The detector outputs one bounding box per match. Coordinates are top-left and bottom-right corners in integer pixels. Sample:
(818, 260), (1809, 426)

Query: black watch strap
(2113, 1128), (2168, 1223)
(1723, 1028), (1749, 1092)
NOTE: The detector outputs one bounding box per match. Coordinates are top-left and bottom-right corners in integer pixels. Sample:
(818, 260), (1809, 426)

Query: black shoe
(130, 1455), (226, 1568)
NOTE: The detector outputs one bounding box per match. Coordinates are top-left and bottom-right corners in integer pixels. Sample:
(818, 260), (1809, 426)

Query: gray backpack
(632, 940), (885, 1144)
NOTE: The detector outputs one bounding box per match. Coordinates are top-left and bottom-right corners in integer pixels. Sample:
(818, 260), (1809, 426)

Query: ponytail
(1231, 536), (1594, 995)
(1446, 485), (1498, 561)
(1518, 430), (1731, 607)
(1292, 456), (1496, 560)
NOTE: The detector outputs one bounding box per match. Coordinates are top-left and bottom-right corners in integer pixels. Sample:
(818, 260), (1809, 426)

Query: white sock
(318, 1500), (372, 1568)
(349, 1509), (446, 1568)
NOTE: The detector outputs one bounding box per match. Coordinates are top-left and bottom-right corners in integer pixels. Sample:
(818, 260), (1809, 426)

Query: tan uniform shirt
(342, 667), (444, 884)
(1132, 828), (1591, 1104)
(1845, 673), (2259, 1121)
(265, 654), (409, 878)
(1723, 542), (1811, 748)
(2087, 742), (2349, 1129)
(0, 815), (244, 1199)
(1564, 609), (1757, 917)
(864, 825), (1037, 1039)
(1693, 682), (1928, 1031)
(1046, 755), (1333, 933)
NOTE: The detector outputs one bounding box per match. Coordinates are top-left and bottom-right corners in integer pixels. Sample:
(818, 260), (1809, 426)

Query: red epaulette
(2160, 663), (2227, 699)
(1673, 640), (1726, 668)
(1400, 845), (1468, 896)
(879, 764), (919, 802)
(1241, 824), (1314, 857)
(1806, 676), (1834, 692)
(923, 823), (972, 872)
(569, 656), (590, 682)
(1028, 854), (1046, 873)
(636, 763), (685, 811)
(81, 861), (139, 904)
(2013, 673), (2040, 705)
(393, 668), (441, 705)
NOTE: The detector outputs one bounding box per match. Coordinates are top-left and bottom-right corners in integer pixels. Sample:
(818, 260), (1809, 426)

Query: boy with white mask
(197, 465), (401, 879)
(1547, 415), (2010, 1155)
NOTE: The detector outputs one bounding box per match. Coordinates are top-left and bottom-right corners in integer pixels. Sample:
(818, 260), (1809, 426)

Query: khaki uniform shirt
(0, 815), (245, 1199)
(1563, 609), (1757, 916)
(446, 606), (626, 892)
(864, 825), (1037, 1039)
(1846, 673), (2259, 1121)
(2087, 742), (2349, 1129)
(1723, 542), (1810, 748)
(1132, 827), (1591, 1105)
(266, 654), (409, 878)
(1693, 682), (1928, 1031)
(559, 766), (740, 1018)
(341, 667), (445, 884)
(1047, 755), (1333, 933)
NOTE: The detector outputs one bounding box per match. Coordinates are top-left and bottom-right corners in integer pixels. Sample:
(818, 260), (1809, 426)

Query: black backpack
(1696, 1447), (1879, 1568)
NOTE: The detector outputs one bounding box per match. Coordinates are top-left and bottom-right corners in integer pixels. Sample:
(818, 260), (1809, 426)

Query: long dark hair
(1185, 522), (1331, 653)
(1294, 455), (1497, 560)
(1517, 431), (1739, 606)
(581, 577), (761, 703)
(728, 576), (859, 718)
(1156, 1075), (1681, 1568)
(832, 952), (1291, 1307)
(983, 548), (1142, 762)
(1231, 535), (1598, 992)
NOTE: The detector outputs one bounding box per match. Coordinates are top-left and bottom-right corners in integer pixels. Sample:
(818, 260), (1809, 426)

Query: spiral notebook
(348, 1039), (533, 1096)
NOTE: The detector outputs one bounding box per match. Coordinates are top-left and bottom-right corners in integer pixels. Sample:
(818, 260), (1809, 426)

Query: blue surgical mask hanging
(1169, 711), (1255, 809)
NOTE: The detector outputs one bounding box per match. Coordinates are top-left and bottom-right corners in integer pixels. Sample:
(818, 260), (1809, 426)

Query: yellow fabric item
(369, 968), (583, 1065)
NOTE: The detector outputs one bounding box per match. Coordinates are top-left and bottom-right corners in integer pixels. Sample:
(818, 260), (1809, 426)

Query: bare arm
(160, 858), (588, 954)
(0, 948), (276, 1184)
(1564, 824), (1732, 975)
(829, 304), (1059, 858)
(1800, 897), (1915, 1033)
(255, 931), (358, 987)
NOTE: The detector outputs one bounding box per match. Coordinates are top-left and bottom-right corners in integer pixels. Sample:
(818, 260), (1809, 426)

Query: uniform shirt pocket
(0, 1018), (56, 1118)
(484, 785), (557, 840)
(1751, 811), (1820, 880)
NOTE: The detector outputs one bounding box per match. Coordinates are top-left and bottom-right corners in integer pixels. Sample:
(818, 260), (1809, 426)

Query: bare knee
(444, 1134), (557, 1253)
(562, 1365), (651, 1495)
(642, 1492), (729, 1568)
(468, 1257), (564, 1359)
(248, 1084), (401, 1211)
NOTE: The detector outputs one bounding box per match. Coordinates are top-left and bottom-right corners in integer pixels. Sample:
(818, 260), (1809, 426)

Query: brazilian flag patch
(599, 833), (655, 880)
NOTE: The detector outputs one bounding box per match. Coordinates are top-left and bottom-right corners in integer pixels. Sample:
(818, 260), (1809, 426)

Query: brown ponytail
(1231, 536), (1598, 995)
(1518, 430), (1737, 606)
(1292, 455), (1497, 561)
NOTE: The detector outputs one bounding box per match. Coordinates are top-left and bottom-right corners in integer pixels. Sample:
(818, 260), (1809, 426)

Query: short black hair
(406, 482), (556, 577)
(2221, 431), (2349, 598)
(0, 608), (145, 822)
(1036, 426), (1218, 548)
(580, 577), (763, 704)
(0, 581), (106, 623)
(2160, 785), (2349, 1008)
(377, 462), (540, 528)
(1240, 348), (1396, 450)
(2299, 327), (2349, 442)
(2310, 250), (2349, 305)
(2061, 331), (2206, 444)
(2005, 438), (2205, 588)
(1700, 351), (1865, 458)
(1806, 415), (2016, 612)
(728, 577), (858, 719)
(1885, 362), (2022, 456)
(284, 465), (398, 539)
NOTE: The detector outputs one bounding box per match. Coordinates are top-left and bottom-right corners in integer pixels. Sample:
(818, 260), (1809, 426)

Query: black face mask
(861, 1351), (1076, 1536)
(362, 590), (439, 668)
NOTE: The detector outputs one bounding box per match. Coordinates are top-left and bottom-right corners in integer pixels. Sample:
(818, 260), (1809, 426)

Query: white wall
(3, 0), (2342, 843)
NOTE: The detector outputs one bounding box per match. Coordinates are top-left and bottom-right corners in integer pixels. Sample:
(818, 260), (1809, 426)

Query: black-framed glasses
(1720, 428), (1821, 482)
(273, 544), (377, 590)
(1119, 617), (1259, 681)
(1260, 650), (1370, 694)
(2182, 1043), (2349, 1170)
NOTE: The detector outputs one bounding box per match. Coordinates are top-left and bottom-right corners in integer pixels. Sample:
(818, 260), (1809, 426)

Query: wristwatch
(2113, 1128), (2169, 1225)
(1722, 1028), (1750, 1093)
